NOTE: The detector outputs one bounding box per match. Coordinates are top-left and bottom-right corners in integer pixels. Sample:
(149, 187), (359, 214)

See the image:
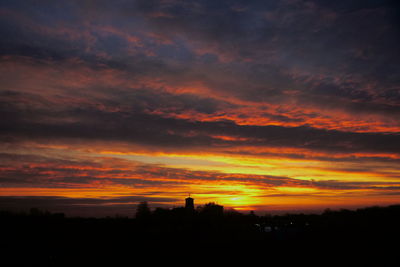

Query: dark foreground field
(2, 205), (400, 266)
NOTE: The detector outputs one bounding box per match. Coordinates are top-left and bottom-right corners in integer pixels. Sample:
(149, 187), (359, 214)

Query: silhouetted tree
(153, 207), (171, 221)
(135, 201), (151, 220)
(199, 202), (224, 217)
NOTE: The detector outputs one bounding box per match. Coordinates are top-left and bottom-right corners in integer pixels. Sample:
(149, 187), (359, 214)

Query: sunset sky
(1, 0), (400, 216)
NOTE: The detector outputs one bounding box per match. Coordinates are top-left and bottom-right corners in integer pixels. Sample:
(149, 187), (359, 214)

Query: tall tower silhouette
(185, 194), (194, 211)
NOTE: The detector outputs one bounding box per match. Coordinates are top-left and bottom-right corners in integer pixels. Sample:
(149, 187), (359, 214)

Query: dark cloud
(1, 0), (399, 121)
(310, 180), (400, 191)
(1, 92), (400, 154)
(0, 152), (299, 188)
(312, 0), (400, 13)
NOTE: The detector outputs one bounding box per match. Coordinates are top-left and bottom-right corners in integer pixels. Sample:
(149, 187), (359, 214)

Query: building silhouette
(185, 195), (195, 212)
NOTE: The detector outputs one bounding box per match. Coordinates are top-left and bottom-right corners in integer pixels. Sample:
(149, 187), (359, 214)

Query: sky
(1, 0), (400, 217)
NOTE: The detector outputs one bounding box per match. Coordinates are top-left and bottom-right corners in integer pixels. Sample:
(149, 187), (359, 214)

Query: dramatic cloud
(1, 0), (399, 215)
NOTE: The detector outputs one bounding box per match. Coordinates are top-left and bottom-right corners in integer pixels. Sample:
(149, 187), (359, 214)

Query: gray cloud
(1, 0), (399, 124)
(1, 92), (400, 154)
